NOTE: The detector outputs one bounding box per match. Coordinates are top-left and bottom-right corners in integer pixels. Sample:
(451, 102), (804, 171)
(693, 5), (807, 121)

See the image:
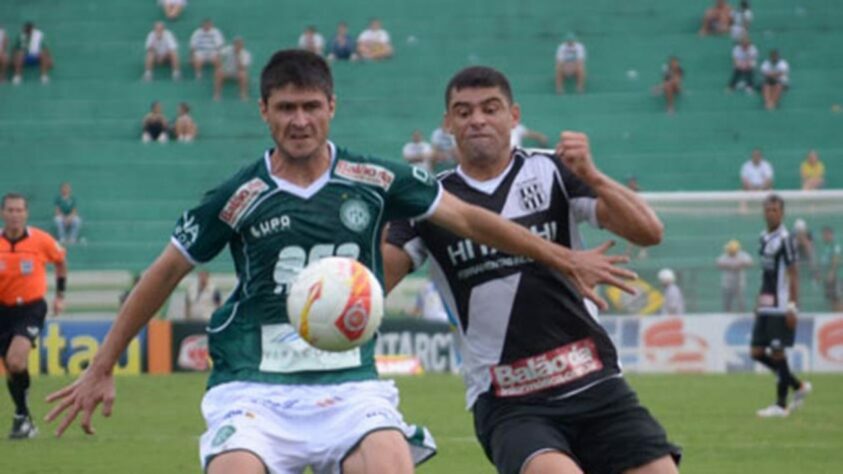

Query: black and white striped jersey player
(384, 66), (679, 474)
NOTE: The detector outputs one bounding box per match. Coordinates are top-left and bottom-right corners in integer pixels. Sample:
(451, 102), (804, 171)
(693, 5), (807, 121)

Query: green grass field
(1, 373), (841, 473)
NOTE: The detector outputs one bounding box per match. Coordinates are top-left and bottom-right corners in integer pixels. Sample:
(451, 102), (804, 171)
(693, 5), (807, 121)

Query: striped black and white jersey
(757, 225), (796, 315)
(387, 148), (621, 408)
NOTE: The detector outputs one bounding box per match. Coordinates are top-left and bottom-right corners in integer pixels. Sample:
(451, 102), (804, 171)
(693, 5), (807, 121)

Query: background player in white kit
(44, 51), (635, 474)
(751, 194), (811, 418)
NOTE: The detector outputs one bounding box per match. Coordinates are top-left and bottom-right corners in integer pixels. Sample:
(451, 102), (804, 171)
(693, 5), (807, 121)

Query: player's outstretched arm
(428, 191), (636, 309)
(556, 131), (663, 246)
(45, 244), (193, 437)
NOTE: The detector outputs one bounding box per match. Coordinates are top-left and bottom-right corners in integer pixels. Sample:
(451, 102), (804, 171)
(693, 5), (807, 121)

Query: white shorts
(193, 50), (218, 62)
(199, 380), (436, 474)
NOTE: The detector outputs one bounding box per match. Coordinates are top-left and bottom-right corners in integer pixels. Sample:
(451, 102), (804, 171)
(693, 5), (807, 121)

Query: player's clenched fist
(554, 131), (600, 182)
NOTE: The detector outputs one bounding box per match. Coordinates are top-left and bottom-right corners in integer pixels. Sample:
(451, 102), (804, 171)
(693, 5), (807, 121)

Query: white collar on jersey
(263, 141), (337, 199)
(455, 154), (516, 195)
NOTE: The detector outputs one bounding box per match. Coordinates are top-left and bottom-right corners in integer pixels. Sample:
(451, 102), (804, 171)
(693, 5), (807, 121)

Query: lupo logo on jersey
(643, 318), (709, 372)
(819, 318), (843, 363)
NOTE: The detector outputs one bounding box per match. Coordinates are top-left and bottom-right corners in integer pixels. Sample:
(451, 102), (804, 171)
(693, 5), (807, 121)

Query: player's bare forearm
(382, 243), (414, 294)
(556, 132), (662, 246)
(89, 244), (192, 374)
(54, 260), (68, 278)
(428, 191), (636, 307)
(788, 264), (799, 306)
(593, 174), (663, 246)
(430, 191), (575, 272)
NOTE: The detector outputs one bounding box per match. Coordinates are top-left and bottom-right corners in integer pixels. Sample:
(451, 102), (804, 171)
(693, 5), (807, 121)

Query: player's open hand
(52, 296), (65, 316)
(44, 368), (116, 437)
(555, 131), (600, 183)
(566, 241), (637, 310)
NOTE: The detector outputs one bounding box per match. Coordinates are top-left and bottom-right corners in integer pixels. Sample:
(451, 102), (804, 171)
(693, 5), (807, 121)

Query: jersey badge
(516, 179), (548, 212)
(339, 199), (372, 233)
(219, 178), (270, 228)
(335, 160), (395, 191)
(19, 260), (34, 275)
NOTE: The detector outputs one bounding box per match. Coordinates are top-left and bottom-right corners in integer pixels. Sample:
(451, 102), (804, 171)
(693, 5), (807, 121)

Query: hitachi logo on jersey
(490, 338), (602, 397)
(250, 215), (291, 239)
(219, 178), (270, 228)
(446, 221), (558, 266)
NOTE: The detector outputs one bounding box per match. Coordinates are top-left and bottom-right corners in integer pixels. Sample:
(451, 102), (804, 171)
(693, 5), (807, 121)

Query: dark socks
(7, 371), (31, 417)
(771, 358), (801, 408)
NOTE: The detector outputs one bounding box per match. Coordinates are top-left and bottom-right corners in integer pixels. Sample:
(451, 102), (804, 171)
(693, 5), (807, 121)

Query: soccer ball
(287, 257), (384, 352)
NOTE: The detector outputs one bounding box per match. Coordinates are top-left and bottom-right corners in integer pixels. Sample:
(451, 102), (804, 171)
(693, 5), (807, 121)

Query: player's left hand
(555, 131), (601, 183)
(53, 296), (65, 316)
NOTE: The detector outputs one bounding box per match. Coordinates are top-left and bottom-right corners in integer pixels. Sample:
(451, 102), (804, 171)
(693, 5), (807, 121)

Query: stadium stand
(1, 0), (841, 312)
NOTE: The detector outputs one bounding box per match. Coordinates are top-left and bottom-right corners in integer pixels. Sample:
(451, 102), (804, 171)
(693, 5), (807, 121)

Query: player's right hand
(567, 240), (637, 310)
(44, 368), (116, 437)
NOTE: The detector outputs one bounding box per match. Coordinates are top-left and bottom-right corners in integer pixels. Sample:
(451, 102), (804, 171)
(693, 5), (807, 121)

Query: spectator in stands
(800, 150), (825, 190)
(141, 101), (169, 143)
(761, 49), (790, 110)
(819, 226), (842, 311)
(430, 123), (458, 171)
(185, 270), (221, 321)
(172, 102), (198, 143)
(159, 0), (186, 21)
(0, 26), (8, 83)
(699, 0), (732, 36)
(657, 56), (684, 114)
(730, 1), (753, 42)
(740, 148), (773, 190)
(213, 37), (251, 101)
(11, 21), (53, 85)
(402, 130), (435, 172)
(625, 176), (640, 192)
(190, 19), (224, 80)
(298, 25), (325, 57)
(510, 123), (548, 149)
(327, 21), (358, 62)
(658, 268), (685, 315)
(717, 239), (753, 312)
(54, 183), (82, 245)
(555, 33), (586, 94)
(728, 35), (757, 93)
(356, 18), (393, 61)
(144, 22), (181, 81)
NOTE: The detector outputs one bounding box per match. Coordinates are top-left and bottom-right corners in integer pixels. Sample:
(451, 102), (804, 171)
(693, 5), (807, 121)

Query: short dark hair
(445, 66), (513, 108)
(764, 193), (785, 211)
(260, 49), (333, 102)
(2, 192), (27, 209)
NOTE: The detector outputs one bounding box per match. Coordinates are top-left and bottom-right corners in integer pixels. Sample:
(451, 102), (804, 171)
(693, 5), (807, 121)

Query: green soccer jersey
(54, 195), (76, 216)
(171, 143), (441, 388)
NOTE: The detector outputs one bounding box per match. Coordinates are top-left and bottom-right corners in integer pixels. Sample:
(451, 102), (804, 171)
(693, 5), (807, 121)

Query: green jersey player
(45, 50), (634, 474)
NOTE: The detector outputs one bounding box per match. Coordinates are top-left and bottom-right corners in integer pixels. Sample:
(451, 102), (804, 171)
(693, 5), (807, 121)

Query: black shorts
(751, 314), (795, 349)
(0, 300), (48, 356)
(473, 377), (681, 474)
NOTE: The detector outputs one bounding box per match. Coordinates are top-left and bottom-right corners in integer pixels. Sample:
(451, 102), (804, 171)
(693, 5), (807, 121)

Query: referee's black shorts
(473, 376), (681, 474)
(0, 299), (48, 356)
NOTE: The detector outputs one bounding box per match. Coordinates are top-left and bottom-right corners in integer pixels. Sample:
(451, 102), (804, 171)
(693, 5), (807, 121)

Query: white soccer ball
(287, 257), (384, 352)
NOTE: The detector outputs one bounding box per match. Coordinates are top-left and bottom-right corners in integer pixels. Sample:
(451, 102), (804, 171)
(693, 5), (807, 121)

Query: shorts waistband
(0, 298), (46, 309)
